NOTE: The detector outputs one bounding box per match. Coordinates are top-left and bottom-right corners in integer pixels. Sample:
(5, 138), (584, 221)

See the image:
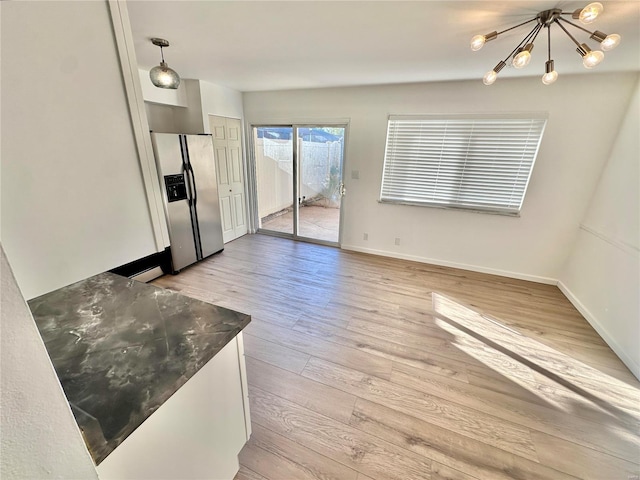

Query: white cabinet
(97, 333), (251, 480)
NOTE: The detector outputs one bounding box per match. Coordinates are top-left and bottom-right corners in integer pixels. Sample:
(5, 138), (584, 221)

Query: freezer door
(151, 133), (198, 272)
(185, 135), (224, 258)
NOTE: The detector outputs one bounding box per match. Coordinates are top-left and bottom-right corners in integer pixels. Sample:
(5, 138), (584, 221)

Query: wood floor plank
(244, 319), (393, 380)
(249, 385), (432, 480)
(391, 361), (640, 462)
(430, 462), (480, 480)
(245, 356), (356, 424)
(233, 465), (269, 480)
(293, 316), (470, 382)
(531, 431), (640, 480)
(464, 364), (559, 408)
(355, 474), (376, 480)
(243, 333), (311, 374)
(349, 398), (578, 480)
(528, 370), (640, 419)
(239, 423), (359, 480)
(301, 357), (539, 461)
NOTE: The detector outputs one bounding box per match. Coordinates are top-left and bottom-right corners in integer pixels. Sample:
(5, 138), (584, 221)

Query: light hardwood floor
(153, 234), (640, 480)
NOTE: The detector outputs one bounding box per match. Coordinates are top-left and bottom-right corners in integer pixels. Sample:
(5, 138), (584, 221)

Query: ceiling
(127, 1), (640, 92)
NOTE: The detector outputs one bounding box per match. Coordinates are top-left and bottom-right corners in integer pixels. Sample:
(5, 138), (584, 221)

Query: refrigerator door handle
(182, 163), (193, 206)
(188, 163), (198, 207)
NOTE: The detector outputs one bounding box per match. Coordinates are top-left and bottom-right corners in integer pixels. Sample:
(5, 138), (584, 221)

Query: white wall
(143, 79), (205, 134)
(559, 77), (640, 379)
(1, 0), (158, 299)
(141, 75), (244, 135)
(1, 247), (98, 479)
(243, 73), (637, 283)
(199, 80), (244, 132)
(173, 79), (206, 134)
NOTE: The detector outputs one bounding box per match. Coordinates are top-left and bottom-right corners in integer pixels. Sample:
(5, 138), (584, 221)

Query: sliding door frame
(247, 121), (348, 247)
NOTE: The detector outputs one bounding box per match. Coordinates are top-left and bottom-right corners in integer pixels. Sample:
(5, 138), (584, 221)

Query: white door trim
(108, 0), (169, 250)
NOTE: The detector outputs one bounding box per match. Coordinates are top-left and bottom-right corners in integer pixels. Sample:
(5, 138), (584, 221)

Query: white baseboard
(340, 244), (557, 285)
(557, 280), (640, 380)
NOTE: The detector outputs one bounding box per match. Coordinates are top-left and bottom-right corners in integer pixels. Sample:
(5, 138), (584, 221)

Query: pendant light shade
(150, 63), (181, 89)
(150, 38), (181, 89)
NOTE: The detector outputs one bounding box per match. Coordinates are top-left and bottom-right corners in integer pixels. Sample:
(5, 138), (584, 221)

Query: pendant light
(149, 38), (181, 89)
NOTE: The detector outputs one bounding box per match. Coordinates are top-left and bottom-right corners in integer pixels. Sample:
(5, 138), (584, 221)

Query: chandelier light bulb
(483, 70), (498, 85)
(583, 49), (604, 68)
(541, 60), (558, 85)
(600, 33), (621, 51)
(471, 35), (486, 51)
(542, 71), (558, 85)
(470, 31), (497, 51)
(578, 2), (603, 24)
(512, 50), (531, 68)
(512, 43), (534, 69)
(482, 61), (505, 86)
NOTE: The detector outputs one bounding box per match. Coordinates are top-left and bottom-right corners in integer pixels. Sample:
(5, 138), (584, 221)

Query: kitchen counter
(28, 272), (251, 465)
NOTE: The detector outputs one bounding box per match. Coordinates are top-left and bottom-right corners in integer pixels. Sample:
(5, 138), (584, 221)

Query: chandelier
(471, 2), (621, 85)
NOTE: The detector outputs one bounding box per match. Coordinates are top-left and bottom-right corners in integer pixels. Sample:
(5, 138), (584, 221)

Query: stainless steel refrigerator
(151, 133), (224, 273)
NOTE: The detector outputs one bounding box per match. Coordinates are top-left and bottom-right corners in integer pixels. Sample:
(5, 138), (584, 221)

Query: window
(380, 114), (547, 215)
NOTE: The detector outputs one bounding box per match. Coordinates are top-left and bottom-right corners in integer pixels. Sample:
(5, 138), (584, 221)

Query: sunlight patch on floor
(431, 292), (640, 419)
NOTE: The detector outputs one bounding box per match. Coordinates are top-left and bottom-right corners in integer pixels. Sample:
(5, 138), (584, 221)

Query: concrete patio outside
(260, 205), (340, 243)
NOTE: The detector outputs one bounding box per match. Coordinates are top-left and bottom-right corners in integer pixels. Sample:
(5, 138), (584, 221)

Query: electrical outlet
(363, 233), (368, 240)
(351, 170), (360, 180)
(394, 237), (401, 246)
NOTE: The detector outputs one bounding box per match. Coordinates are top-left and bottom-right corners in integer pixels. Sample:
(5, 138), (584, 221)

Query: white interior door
(210, 115), (248, 243)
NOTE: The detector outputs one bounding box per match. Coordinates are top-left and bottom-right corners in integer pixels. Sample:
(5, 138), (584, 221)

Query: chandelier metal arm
(528, 23), (544, 45)
(501, 23), (540, 63)
(554, 18), (583, 49)
(496, 17), (538, 36)
(558, 17), (597, 36)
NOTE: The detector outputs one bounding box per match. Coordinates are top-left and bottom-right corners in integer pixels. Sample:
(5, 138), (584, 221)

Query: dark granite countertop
(28, 272), (250, 465)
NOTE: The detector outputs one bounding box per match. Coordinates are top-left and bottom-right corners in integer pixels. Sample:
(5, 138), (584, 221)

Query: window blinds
(380, 114), (547, 215)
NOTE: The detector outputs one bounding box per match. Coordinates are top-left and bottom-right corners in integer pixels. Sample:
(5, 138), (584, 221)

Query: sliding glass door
(253, 125), (345, 245)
